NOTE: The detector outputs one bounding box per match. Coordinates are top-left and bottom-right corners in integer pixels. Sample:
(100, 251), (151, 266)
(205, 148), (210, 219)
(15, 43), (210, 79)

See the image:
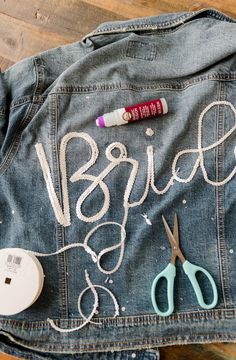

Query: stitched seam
(55, 94), (69, 319)
(0, 343), (157, 360)
(1, 308), (235, 329)
(33, 57), (45, 96)
(50, 73), (236, 94)
(0, 58), (42, 177)
(81, 9), (236, 41)
(10, 95), (46, 110)
(81, 12), (195, 40)
(216, 83), (232, 307)
(3, 333), (236, 352)
(215, 82), (226, 307)
(49, 93), (68, 318)
(56, 94), (69, 319)
(221, 85), (232, 306)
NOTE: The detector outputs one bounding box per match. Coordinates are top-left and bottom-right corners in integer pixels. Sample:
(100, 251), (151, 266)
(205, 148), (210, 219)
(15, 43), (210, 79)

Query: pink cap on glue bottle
(96, 98), (168, 128)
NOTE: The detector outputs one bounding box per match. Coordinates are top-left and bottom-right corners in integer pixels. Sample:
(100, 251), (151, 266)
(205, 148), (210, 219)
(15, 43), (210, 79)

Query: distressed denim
(0, 7), (236, 360)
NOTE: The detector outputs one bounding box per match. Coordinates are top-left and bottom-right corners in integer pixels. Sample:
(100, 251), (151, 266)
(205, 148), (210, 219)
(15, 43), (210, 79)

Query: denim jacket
(0, 7), (236, 360)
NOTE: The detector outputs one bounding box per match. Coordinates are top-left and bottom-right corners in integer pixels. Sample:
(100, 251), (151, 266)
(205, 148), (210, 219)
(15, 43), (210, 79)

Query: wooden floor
(0, 0), (236, 359)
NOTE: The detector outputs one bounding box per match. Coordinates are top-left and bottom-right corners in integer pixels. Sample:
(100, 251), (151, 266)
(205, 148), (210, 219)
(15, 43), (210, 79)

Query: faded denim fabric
(0, 7), (236, 360)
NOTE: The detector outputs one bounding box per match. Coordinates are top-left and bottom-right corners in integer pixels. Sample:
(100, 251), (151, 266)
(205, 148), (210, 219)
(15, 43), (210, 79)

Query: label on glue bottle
(96, 98), (168, 127)
(0, 248), (45, 315)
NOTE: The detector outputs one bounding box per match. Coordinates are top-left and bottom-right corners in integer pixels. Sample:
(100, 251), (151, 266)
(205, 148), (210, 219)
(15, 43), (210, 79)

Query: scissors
(151, 213), (218, 317)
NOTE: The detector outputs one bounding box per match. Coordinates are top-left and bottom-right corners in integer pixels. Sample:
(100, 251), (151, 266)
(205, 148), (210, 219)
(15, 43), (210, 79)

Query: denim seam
(217, 83), (231, 307)
(123, 23), (189, 37)
(49, 93), (69, 318)
(0, 346), (158, 360)
(51, 73), (236, 94)
(56, 94), (69, 318)
(0, 336), (234, 359)
(10, 95), (46, 110)
(221, 84), (232, 307)
(216, 81), (225, 307)
(1, 308), (235, 330)
(2, 333), (236, 353)
(82, 12), (195, 40)
(33, 57), (45, 97)
(81, 9), (236, 41)
(8, 58), (45, 110)
(0, 58), (43, 177)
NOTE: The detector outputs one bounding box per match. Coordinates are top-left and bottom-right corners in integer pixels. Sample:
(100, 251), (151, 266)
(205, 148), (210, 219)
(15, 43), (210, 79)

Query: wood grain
(160, 343), (236, 360)
(0, 0), (235, 359)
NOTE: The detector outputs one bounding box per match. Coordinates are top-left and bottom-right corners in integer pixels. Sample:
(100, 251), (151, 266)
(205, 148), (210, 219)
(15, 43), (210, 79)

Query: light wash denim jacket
(0, 7), (236, 360)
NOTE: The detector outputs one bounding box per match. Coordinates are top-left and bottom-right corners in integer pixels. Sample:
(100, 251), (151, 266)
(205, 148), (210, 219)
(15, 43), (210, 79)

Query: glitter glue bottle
(96, 98), (168, 127)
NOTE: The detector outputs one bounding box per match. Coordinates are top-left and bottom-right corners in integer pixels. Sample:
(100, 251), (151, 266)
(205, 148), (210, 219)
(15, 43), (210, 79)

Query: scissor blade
(162, 215), (178, 248)
(173, 213), (179, 246)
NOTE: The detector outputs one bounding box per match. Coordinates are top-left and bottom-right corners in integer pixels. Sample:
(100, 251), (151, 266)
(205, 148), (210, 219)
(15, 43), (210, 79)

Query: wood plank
(209, 343), (236, 358)
(0, 56), (14, 72)
(0, 354), (17, 360)
(0, 11), (73, 63)
(0, 0), (127, 67)
(0, 0), (126, 41)
(160, 343), (236, 359)
(80, 0), (236, 19)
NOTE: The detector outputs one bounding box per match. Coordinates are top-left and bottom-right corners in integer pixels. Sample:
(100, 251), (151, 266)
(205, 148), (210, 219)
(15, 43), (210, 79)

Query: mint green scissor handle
(183, 260), (218, 309)
(151, 261), (218, 317)
(151, 263), (176, 317)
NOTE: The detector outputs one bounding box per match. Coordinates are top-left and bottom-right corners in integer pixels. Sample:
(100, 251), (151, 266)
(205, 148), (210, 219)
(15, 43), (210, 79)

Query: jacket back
(0, 7), (236, 359)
